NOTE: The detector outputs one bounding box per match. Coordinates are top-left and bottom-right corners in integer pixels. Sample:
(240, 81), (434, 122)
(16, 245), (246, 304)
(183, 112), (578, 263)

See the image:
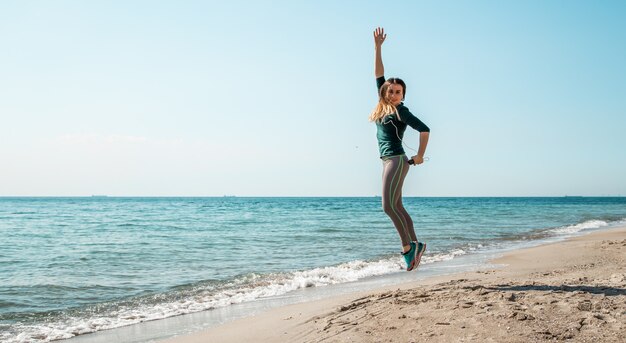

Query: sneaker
(413, 241), (427, 269)
(402, 242), (417, 271)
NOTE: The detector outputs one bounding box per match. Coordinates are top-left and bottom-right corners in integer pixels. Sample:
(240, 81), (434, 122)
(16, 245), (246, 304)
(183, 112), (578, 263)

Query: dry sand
(162, 227), (626, 343)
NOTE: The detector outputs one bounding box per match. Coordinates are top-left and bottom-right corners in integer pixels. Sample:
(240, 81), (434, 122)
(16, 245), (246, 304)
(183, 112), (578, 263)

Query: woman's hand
(374, 27), (386, 77)
(411, 155), (424, 165)
(373, 27), (386, 47)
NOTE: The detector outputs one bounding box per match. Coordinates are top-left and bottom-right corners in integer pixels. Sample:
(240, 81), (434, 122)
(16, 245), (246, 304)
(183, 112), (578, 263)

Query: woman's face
(386, 84), (404, 106)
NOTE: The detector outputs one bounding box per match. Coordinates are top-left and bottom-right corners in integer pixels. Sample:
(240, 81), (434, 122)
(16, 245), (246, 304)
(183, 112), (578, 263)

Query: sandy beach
(161, 226), (626, 343)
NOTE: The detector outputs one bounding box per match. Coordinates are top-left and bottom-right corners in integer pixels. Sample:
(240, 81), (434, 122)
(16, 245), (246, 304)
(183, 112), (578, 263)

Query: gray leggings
(381, 155), (417, 247)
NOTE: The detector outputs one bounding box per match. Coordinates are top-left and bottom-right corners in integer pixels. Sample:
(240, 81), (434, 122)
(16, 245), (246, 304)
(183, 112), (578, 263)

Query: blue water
(1, 197), (625, 342)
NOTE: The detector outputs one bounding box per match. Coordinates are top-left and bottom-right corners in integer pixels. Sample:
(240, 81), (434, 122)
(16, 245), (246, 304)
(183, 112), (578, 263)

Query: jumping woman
(370, 27), (430, 271)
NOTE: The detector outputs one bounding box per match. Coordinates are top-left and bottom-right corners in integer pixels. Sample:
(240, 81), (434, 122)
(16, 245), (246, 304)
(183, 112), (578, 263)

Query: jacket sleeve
(376, 76), (385, 94)
(398, 105), (430, 132)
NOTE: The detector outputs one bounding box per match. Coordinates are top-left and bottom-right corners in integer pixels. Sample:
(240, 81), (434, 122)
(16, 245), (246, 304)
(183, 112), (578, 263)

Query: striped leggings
(381, 155), (417, 247)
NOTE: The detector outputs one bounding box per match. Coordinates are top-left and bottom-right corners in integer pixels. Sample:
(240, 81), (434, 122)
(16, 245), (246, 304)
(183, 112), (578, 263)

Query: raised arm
(374, 27), (386, 78)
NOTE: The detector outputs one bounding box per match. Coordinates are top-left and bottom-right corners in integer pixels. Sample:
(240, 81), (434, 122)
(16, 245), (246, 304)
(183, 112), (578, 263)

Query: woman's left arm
(398, 106), (430, 165)
(413, 132), (429, 165)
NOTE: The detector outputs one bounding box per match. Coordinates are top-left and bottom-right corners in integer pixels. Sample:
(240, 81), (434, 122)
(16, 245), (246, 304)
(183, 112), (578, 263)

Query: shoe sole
(413, 242), (426, 270)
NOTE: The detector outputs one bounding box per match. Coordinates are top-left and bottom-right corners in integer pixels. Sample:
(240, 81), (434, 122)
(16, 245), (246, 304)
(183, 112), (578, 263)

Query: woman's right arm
(374, 27), (386, 78)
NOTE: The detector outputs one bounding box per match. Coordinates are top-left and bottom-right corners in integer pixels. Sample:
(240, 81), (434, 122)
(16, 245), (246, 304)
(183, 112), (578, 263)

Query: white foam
(550, 219), (608, 235)
(614, 218), (626, 227)
(423, 248), (467, 264)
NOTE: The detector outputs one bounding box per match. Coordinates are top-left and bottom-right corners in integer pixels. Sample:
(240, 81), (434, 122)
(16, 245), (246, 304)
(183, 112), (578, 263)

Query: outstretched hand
(373, 27), (386, 47)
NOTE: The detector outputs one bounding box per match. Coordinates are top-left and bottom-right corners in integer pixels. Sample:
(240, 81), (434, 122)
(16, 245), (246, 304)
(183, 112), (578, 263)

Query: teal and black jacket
(375, 76), (430, 158)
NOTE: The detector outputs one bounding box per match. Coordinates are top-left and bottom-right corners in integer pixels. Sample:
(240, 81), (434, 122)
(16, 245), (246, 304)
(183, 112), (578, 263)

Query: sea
(1, 197), (625, 343)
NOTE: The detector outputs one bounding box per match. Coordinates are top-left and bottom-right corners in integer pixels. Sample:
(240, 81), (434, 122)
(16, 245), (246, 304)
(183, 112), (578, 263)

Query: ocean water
(1, 197), (625, 342)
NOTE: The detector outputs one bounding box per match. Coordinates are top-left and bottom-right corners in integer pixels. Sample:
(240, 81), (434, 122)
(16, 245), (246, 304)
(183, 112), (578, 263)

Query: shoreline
(160, 226), (625, 343)
(12, 197), (620, 343)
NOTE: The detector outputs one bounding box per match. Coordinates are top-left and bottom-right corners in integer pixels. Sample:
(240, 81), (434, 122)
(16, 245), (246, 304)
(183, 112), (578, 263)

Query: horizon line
(0, 195), (624, 198)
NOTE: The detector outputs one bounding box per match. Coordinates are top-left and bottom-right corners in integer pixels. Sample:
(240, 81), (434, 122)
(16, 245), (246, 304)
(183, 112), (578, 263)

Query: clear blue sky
(1, 1), (625, 196)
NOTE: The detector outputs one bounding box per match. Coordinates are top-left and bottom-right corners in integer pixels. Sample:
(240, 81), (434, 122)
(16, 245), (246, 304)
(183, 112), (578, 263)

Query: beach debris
(338, 298), (370, 312)
(481, 302), (494, 309)
(378, 292), (393, 299)
(463, 285), (484, 291)
(461, 301), (474, 308)
(577, 300), (593, 311)
(509, 311), (535, 321)
(537, 329), (554, 338)
(478, 289), (493, 296)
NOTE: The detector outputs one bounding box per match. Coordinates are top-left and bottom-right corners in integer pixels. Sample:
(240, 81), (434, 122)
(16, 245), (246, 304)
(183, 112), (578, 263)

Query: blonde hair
(369, 98), (398, 123)
(368, 78), (406, 123)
